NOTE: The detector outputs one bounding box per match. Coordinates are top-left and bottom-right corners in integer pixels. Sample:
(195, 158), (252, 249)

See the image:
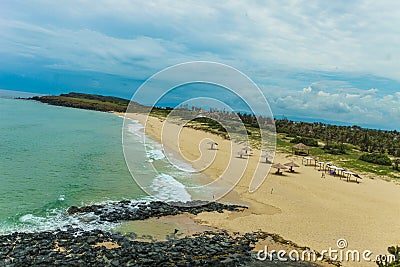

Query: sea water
(0, 97), (206, 234)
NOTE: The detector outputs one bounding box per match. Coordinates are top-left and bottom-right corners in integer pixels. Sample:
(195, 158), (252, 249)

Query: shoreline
(119, 112), (400, 267)
(1, 200), (338, 266)
(2, 99), (398, 266)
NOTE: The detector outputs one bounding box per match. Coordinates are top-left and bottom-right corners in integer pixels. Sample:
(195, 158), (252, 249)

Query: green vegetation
(360, 152), (392, 166)
(30, 92), (131, 112)
(192, 117), (227, 133)
(323, 143), (346, 155)
(28, 92), (399, 180)
(377, 245), (399, 267)
(276, 133), (399, 179)
(383, 261), (400, 267)
(275, 119), (400, 157)
(60, 92), (130, 106)
(290, 136), (318, 147)
(29, 92), (153, 113)
(394, 159), (400, 171)
(185, 117), (229, 139)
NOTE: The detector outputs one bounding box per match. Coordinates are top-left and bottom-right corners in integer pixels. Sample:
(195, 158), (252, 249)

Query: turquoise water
(0, 97), (204, 234)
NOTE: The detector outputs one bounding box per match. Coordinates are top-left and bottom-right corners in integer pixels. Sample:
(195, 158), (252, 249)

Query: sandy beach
(121, 112), (400, 266)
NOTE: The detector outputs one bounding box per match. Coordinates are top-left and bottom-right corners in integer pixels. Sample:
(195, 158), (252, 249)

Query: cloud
(317, 91), (331, 97)
(2, 1), (400, 79)
(0, 0), (400, 129)
(0, 18), (196, 78)
(267, 83), (399, 129)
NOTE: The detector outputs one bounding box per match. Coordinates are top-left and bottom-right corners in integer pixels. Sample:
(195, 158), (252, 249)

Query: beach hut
(343, 171), (362, 183)
(352, 173), (362, 183)
(272, 163), (287, 175)
(327, 165), (338, 175)
(302, 156), (316, 166)
(284, 161), (300, 172)
(336, 167), (345, 178)
(207, 141), (218, 150)
(317, 161), (330, 172)
(327, 165), (345, 177)
(292, 143), (310, 155)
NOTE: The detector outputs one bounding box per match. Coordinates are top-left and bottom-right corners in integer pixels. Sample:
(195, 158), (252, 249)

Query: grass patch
(277, 134), (399, 179)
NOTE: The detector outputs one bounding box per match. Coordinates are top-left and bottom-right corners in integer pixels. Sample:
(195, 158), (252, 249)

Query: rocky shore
(0, 228), (327, 267)
(67, 200), (247, 222)
(0, 228), (255, 266)
(0, 201), (330, 266)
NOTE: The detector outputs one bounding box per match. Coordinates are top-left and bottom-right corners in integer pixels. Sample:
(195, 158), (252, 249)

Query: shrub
(323, 143), (346, 155)
(359, 152), (392, 166)
(290, 136), (318, 147)
(286, 133), (298, 138)
(393, 159), (400, 171)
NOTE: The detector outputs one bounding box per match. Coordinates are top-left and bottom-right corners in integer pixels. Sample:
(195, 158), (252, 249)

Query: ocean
(0, 97), (204, 234)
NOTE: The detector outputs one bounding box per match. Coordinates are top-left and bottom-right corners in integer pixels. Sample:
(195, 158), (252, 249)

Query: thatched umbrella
(242, 146), (252, 155)
(207, 141), (218, 150)
(284, 161), (300, 172)
(261, 154), (272, 163)
(272, 163), (287, 174)
(292, 143), (310, 155)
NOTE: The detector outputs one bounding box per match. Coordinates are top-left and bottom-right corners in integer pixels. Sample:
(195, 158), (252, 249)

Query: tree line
(28, 93), (400, 158)
(275, 119), (400, 157)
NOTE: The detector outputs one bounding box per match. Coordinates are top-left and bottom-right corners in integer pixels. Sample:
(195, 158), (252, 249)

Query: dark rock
(67, 200), (247, 223)
(0, 228), (258, 266)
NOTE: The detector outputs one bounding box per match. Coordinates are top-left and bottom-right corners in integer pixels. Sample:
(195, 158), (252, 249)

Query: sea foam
(151, 173), (192, 202)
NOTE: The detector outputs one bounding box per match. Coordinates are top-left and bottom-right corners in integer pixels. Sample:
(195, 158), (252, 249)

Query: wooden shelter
(292, 143), (310, 155)
(302, 156), (317, 166)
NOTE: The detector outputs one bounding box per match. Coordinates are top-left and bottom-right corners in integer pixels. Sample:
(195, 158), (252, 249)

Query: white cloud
(317, 91), (330, 97)
(0, 0), (399, 128)
(2, 1), (400, 80)
(268, 83), (400, 128)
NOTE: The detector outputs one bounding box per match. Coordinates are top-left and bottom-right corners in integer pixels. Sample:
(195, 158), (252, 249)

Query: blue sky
(1, 1), (400, 129)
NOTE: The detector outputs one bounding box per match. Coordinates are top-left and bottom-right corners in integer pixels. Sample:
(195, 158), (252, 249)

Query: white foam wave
(146, 148), (165, 161)
(166, 156), (197, 173)
(0, 208), (119, 235)
(150, 173), (192, 202)
(127, 124), (144, 138)
(19, 214), (34, 223)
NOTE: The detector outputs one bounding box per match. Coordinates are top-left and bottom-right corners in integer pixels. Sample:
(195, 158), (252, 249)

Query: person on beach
(321, 172), (326, 178)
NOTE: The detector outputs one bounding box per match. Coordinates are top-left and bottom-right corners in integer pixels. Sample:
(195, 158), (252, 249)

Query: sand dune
(122, 112), (400, 267)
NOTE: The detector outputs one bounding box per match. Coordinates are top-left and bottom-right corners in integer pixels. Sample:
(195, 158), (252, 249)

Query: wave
(126, 119), (144, 138)
(124, 118), (166, 162)
(145, 145), (165, 162)
(150, 173), (192, 202)
(0, 208), (118, 235)
(0, 116), (200, 235)
(0, 196), (157, 235)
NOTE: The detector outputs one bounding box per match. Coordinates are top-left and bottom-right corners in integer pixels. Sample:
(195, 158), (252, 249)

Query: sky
(0, 0), (399, 129)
